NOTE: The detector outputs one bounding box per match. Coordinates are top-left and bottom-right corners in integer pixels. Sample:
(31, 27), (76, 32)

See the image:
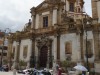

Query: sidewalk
(0, 71), (23, 75)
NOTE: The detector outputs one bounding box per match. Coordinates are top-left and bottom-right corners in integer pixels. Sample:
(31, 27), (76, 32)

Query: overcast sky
(0, 0), (91, 32)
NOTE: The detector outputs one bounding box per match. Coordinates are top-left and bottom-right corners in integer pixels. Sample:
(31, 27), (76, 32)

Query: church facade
(7, 0), (100, 72)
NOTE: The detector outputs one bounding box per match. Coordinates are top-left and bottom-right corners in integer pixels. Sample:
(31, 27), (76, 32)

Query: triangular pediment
(35, 1), (50, 11)
(30, 1), (64, 13)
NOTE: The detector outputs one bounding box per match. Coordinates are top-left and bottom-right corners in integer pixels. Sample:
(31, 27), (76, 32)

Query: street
(0, 71), (68, 75)
(0, 71), (23, 75)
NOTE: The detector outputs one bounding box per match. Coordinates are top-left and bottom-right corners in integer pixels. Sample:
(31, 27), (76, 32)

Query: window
(69, 3), (74, 12)
(23, 45), (28, 58)
(43, 16), (48, 27)
(65, 42), (72, 54)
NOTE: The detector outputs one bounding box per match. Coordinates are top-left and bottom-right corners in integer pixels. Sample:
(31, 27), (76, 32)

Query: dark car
(3, 65), (9, 72)
(0, 67), (4, 71)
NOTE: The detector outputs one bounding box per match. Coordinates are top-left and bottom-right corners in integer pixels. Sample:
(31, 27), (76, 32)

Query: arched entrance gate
(36, 35), (53, 68)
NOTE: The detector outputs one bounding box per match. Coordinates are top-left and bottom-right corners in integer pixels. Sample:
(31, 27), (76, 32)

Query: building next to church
(91, 0), (100, 73)
(0, 31), (8, 66)
(7, 0), (100, 73)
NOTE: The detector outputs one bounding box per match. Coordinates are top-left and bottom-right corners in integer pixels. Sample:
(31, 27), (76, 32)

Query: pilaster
(52, 7), (58, 26)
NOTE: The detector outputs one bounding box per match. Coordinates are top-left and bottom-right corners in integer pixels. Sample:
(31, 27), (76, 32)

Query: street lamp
(85, 28), (89, 72)
(0, 28), (11, 67)
(83, 15), (92, 72)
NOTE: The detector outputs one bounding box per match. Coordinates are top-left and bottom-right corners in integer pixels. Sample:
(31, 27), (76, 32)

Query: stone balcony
(33, 26), (55, 34)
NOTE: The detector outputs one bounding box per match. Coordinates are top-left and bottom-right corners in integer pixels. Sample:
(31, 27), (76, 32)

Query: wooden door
(39, 46), (48, 67)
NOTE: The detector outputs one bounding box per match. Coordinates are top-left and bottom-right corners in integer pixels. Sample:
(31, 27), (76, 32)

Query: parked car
(0, 67), (4, 71)
(3, 65), (9, 72)
(17, 68), (35, 74)
(17, 68), (52, 75)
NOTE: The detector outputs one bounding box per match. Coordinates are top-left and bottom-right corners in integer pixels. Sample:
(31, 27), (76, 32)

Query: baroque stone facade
(7, 0), (100, 72)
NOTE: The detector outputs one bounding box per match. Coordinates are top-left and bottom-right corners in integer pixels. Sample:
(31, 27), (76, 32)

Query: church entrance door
(39, 46), (48, 68)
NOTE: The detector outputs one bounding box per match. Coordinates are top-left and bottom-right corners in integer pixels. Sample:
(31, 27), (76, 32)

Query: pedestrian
(55, 62), (59, 75)
(58, 68), (62, 75)
(82, 71), (86, 75)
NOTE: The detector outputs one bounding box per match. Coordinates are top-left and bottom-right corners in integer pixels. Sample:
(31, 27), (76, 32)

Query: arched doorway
(39, 46), (48, 67)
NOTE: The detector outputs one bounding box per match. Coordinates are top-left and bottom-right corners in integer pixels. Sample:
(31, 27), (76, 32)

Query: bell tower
(75, 0), (84, 13)
(91, 0), (98, 19)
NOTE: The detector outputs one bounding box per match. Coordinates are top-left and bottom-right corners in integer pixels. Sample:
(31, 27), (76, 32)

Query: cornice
(34, 1), (64, 14)
(67, 0), (76, 3)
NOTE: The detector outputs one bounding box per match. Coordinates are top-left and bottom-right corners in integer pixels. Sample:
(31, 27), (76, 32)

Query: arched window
(65, 42), (72, 54)
(23, 45), (28, 58)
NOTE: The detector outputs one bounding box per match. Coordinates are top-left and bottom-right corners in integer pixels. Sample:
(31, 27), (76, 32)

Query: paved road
(0, 71), (68, 75)
(0, 71), (23, 75)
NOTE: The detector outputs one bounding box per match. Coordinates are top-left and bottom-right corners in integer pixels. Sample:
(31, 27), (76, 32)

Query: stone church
(7, 0), (100, 73)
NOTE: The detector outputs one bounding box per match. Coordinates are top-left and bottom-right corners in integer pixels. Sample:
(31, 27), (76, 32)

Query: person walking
(58, 68), (62, 75)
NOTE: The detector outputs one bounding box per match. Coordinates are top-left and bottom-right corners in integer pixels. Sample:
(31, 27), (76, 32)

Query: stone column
(93, 30), (99, 61)
(47, 46), (50, 68)
(52, 7), (58, 26)
(53, 36), (57, 67)
(13, 41), (19, 69)
(31, 10), (35, 29)
(16, 41), (20, 69)
(29, 36), (35, 68)
(36, 41), (41, 68)
(7, 39), (13, 70)
(35, 41), (38, 68)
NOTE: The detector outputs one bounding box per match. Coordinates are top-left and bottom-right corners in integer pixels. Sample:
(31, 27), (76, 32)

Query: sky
(0, 0), (92, 32)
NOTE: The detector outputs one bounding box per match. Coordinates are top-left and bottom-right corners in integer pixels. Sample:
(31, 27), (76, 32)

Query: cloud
(0, 0), (44, 32)
(84, 0), (92, 17)
(0, 0), (91, 32)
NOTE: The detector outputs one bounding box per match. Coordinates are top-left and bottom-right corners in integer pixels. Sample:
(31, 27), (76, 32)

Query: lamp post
(82, 14), (89, 72)
(0, 28), (11, 67)
(83, 15), (92, 72)
(85, 29), (89, 72)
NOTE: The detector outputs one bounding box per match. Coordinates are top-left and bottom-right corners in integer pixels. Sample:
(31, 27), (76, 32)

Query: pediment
(35, 1), (50, 11)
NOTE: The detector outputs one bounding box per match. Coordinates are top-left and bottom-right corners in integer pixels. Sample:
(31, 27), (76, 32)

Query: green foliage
(78, 73), (82, 75)
(61, 60), (71, 67)
(19, 60), (27, 66)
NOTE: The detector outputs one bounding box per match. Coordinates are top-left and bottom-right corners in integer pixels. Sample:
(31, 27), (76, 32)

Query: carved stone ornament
(47, 0), (61, 4)
(42, 3), (48, 8)
(36, 34), (52, 49)
(61, 13), (74, 24)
